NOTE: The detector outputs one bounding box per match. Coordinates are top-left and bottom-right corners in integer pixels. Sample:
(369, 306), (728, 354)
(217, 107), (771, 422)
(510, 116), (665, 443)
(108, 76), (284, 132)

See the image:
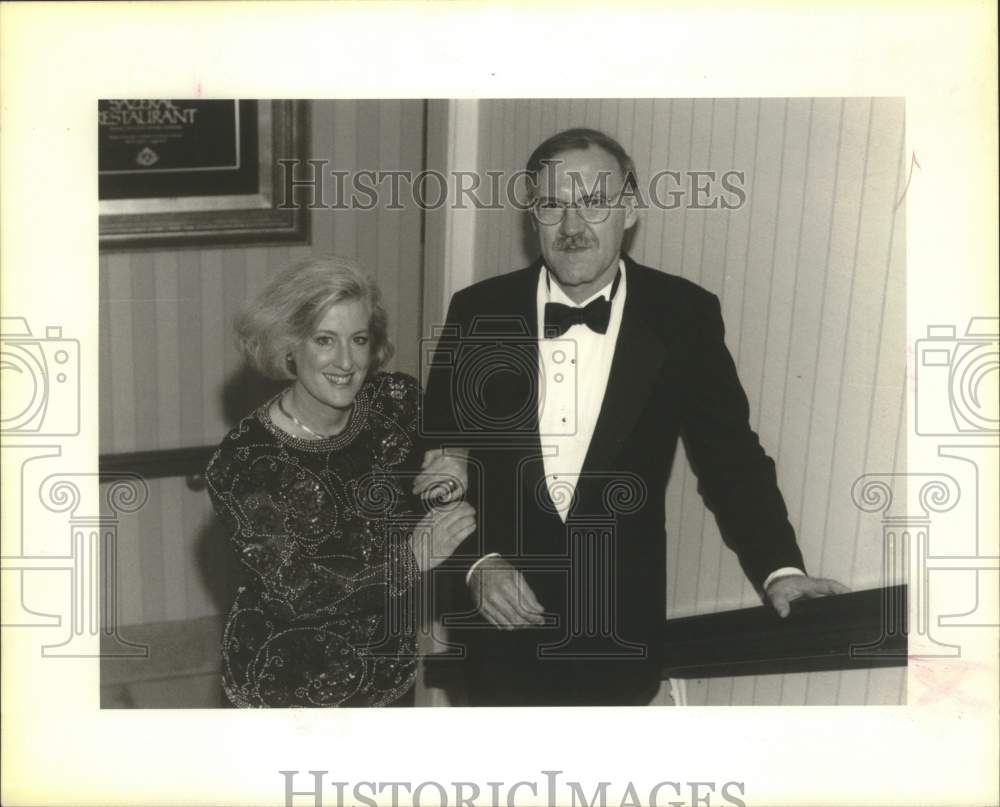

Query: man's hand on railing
(765, 574), (851, 618)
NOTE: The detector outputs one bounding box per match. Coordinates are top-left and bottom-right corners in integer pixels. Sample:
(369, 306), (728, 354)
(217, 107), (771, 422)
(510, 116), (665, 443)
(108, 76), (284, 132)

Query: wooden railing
(659, 583), (905, 678)
(99, 446), (907, 681)
(99, 445), (216, 485)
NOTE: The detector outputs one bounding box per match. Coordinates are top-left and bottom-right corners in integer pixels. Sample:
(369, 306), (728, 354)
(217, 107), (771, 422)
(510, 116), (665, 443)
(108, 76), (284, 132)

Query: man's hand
(765, 574), (850, 618)
(409, 501), (476, 572)
(468, 556), (546, 630)
(413, 448), (468, 504)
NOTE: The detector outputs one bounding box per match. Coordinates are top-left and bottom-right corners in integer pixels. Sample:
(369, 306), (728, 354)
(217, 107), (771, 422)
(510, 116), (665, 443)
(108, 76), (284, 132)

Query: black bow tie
(544, 297), (612, 337)
(543, 268), (621, 337)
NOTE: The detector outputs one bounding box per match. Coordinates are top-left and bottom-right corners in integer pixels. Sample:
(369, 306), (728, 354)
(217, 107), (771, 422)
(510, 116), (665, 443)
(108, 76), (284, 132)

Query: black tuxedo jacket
(423, 256), (805, 698)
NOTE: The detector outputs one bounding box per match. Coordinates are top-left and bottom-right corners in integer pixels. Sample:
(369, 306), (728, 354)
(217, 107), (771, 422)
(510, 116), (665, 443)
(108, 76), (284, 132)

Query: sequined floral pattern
(206, 372), (424, 707)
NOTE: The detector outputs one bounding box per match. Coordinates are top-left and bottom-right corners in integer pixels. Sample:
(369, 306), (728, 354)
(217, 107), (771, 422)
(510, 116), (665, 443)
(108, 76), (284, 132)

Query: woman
(206, 255), (472, 707)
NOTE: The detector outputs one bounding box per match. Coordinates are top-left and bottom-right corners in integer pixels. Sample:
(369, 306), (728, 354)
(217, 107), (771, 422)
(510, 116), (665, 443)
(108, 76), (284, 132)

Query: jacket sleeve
(205, 444), (421, 621)
(419, 289), (491, 574)
(678, 292), (806, 589)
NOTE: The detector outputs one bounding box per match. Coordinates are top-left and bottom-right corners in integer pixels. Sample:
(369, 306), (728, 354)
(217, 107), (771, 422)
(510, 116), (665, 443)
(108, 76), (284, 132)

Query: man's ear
(526, 176), (540, 232)
(623, 194), (639, 230)
(618, 182), (641, 230)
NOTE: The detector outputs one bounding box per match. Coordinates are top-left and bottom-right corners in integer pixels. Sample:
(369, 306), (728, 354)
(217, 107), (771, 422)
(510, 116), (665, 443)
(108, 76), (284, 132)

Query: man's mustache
(554, 235), (595, 250)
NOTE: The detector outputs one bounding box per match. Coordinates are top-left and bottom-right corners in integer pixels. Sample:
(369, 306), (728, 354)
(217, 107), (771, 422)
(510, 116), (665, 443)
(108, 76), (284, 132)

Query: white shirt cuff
(763, 567), (806, 590)
(467, 560), (804, 590)
(465, 552), (501, 585)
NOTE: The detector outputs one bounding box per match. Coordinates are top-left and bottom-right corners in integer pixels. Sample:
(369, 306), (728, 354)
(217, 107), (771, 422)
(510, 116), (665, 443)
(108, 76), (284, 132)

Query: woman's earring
(285, 353), (296, 375)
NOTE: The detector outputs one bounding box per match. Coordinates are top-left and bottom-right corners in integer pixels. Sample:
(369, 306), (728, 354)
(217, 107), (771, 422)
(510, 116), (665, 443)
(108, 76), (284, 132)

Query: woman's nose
(332, 344), (353, 369)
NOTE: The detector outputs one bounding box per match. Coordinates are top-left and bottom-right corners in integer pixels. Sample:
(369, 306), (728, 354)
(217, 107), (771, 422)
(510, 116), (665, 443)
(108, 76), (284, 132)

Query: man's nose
(560, 205), (586, 235)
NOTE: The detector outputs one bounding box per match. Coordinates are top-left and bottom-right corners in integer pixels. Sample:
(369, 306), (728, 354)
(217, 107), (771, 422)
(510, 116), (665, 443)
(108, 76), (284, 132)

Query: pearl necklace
(278, 392), (346, 440)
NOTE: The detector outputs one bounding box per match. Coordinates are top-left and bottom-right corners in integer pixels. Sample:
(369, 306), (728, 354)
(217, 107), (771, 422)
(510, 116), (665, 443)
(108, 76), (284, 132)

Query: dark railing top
(100, 445), (216, 484)
(659, 583), (906, 678)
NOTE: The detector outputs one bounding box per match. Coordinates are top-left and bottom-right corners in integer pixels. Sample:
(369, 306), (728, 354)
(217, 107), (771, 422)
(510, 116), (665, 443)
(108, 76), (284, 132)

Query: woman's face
(291, 298), (372, 416)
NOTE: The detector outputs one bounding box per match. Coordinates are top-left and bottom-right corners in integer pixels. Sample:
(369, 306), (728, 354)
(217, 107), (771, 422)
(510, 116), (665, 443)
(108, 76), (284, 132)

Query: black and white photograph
(1, 3), (997, 807)
(97, 97), (908, 710)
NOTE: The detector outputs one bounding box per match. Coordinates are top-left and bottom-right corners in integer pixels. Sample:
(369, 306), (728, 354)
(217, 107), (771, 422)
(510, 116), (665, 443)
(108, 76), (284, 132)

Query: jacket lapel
(499, 258), (687, 516)
(476, 263), (557, 513)
(577, 258), (675, 480)
(485, 262), (542, 436)
(509, 262), (554, 512)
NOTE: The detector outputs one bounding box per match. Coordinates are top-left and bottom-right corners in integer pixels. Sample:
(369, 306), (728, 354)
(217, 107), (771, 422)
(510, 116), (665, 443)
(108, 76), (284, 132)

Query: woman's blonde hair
(234, 255), (394, 380)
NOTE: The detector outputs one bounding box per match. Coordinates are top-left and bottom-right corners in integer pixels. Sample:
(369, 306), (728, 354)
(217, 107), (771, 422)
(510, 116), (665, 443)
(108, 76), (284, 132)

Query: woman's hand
(408, 501), (476, 571)
(413, 448), (469, 505)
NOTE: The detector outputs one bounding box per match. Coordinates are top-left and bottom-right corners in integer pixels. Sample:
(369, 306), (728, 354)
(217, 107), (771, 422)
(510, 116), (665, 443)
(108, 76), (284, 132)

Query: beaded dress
(206, 372), (423, 707)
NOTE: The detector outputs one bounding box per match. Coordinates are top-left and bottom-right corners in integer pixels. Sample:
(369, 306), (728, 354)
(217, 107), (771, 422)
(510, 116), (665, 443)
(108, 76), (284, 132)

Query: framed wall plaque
(98, 99), (309, 250)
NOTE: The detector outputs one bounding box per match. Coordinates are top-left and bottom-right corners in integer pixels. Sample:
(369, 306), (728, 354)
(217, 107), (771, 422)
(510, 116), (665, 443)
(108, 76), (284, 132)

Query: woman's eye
(353, 335), (370, 346)
(314, 336), (333, 347)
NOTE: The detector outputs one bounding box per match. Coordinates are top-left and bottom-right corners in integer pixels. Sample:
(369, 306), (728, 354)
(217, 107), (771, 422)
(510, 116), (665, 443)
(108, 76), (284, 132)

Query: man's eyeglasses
(531, 196), (622, 226)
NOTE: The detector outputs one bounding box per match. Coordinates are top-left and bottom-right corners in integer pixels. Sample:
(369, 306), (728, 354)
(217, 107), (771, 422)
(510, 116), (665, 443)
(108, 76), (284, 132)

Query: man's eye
(538, 201), (563, 210)
(583, 197), (609, 208)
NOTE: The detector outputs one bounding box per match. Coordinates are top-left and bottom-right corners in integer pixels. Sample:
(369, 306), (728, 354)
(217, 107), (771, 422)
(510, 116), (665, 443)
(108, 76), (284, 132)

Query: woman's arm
(205, 445), (421, 621)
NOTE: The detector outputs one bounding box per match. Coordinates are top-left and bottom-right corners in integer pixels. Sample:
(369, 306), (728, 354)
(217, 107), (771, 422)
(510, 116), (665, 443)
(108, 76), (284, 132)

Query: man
(416, 128), (847, 706)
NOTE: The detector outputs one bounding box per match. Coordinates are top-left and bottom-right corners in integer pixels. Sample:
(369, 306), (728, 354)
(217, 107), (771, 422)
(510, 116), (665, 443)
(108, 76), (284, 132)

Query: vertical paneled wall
(101, 99), (426, 455)
(100, 100), (427, 627)
(473, 98), (907, 704)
